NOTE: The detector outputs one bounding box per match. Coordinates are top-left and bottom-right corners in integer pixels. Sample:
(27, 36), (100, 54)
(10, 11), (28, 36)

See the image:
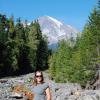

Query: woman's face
(35, 72), (42, 83)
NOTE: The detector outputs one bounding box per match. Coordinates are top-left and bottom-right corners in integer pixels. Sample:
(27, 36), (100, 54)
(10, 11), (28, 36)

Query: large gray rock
(77, 90), (100, 100)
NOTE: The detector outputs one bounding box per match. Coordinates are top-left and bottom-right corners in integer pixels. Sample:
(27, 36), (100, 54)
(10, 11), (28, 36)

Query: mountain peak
(38, 16), (79, 45)
(44, 16), (63, 28)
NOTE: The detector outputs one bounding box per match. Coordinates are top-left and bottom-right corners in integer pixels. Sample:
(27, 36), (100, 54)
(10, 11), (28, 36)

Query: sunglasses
(35, 75), (42, 78)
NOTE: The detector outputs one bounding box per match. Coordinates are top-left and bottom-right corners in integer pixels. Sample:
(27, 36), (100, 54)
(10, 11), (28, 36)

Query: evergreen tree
(34, 21), (48, 70)
(49, 39), (73, 82)
(27, 21), (39, 71)
(0, 14), (10, 76)
(15, 18), (31, 74)
(8, 16), (15, 38)
(49, 0), (100, 85)
(36, 36), (48, 70)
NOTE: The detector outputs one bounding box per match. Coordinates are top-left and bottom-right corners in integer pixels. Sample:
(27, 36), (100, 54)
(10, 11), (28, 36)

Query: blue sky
(0, 0), (98, 31)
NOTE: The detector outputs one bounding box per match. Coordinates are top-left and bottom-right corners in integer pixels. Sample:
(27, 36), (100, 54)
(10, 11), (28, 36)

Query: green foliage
(0, 15), (49, 77)
(49, 0), (100, 86)
(49, 40), (73, 83)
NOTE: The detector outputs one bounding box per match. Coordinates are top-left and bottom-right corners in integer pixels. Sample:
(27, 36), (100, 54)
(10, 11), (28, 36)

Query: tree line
(0, 0), (100, 86)
(0, 15), (49, 77)
(49, 0), (100, 86)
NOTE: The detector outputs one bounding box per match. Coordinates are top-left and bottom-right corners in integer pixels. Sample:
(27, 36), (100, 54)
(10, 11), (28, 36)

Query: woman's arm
(45, 87), (51, 100)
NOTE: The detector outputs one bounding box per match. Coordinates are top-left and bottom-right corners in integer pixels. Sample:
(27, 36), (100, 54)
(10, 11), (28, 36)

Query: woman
(30, 70), (51, 100)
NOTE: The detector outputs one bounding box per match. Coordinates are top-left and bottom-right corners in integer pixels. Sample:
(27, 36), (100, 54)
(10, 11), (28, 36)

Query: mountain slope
(38, 16), (79, 46)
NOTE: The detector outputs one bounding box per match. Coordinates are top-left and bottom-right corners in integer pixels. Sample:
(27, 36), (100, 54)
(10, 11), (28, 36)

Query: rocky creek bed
(0, 72), (100, 100)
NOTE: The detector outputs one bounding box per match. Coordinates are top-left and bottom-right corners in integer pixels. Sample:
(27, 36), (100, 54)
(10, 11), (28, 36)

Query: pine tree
(36, 35), (48, 70)
(8, 16), (15, 38)
(34, 21), (48, 70)
(15, 18), (31, 74)
(49, 0), (100, 85)
(27, 21), (39, 71)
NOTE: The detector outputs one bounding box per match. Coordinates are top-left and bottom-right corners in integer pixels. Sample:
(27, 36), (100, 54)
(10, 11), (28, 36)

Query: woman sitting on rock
(30, 70), (51, 100)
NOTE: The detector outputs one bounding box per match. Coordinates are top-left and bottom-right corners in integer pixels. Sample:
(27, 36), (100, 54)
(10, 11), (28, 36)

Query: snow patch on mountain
(46, 16), (63, 28)
(38, 16), (79, 45)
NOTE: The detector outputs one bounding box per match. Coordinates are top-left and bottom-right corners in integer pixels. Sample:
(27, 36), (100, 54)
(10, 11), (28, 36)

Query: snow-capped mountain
(38, 16), (79, 46)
